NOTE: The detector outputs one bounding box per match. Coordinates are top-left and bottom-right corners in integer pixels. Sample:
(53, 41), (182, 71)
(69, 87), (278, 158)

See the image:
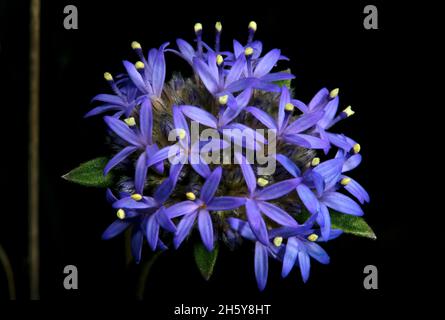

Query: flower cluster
(85, 22), (370, 290)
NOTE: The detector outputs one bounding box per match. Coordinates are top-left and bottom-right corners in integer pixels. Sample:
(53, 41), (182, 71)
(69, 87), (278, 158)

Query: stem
(0, 244), (16, 300)
(135, 251), (162, 300)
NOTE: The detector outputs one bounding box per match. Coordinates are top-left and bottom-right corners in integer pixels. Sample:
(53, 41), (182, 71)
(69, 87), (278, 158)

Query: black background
(0, 0), (424, 314)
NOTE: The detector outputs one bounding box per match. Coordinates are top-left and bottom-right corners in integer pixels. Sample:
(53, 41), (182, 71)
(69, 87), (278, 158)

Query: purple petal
(134, 152), (148, 194)
(207, 197), (246, 211)
(104, 116), (140, 146)
(106, 188), (118, 204)
(112, 196), (155, 210)
(313, 158), (343, 190)
(139, 99), (153, 144)
(260, 72), (295, 82)
(325, 132), (352, 151)
(298, 250), (311, 283)
(235, 153), (256, 195)
(246, 106), (277, 130)
(173, 212), (197, 249)
(284, 133), (329, 149)
(276, 154), (300, 178)
(255, 178), (300, 201)
(173, 105), (190, 136)
(84, 105), (121, 118)
(102, 220), (131, 240)
(131, 228), (144, 263)
(254, 49), (281, 78)
(254, 242), (269, 291)
(308, 88), (329, 112)
(282, 237), (298, 277)
(297, 184), (319, 215)
(278, 86), (290, 130)
(146, 214), (160, 251)
(193, 57), (219, 94)
(166, 201), (199, 219)
(291, 99), (309, 113)
(246, 199), (269, 245)
(91, 94), (124, 105)
(318, 97), (339, 129)
(343, 154), (362, 172)
(123, 60), (148, 93)
(321, 192), (364, 216)
(235, 88), (253, 108)
(344, 176), (370, 204)
(154, 177), (174, 204)
(176, 39), (195, 63)
(146, 145), (177, 168)
(104, 146), (138, 175)
(284, 111), (324, 135)
(198, 209), (214, 251)
(257, 201), (298, 227)
(305, 241), (330, 264)
(191, 158), (211, 178)
(225, 55), (246, 86)
(156, 207), (176, 233)
(152, 43), (168, 97)
(200, 167), (222, 203)
(317, 203), (331, 241)
(227, 217), (256, 241)
(146, 144), (164, 174)
(181, 105), (218, 128)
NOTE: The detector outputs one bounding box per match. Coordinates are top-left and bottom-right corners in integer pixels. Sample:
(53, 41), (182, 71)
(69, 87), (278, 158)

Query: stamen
(248, 21), (257, 43)
(131, 41), (141, 50)
(340, 177), (351, 186)
(116, 209), (126, 220)
(194, 23), (203, 33)
(343, 106), (355, 117)
(215, 21), (222, 32)
(353, 143), (361, 154)
(131, 194), (143, 201)
(329, 88), (339, 98)
(186, 192), (196, 201)
(124, 117), (136, 126)
(135, 61), (145, 70)
(307, 234), (318, 242)
(104, 72), (113, 81)
(311, 157), (320, 166)
(218, 95), (228, 105)
(194, 23), (203, 56)
(216, 54), (224, 66)
(273, 237), (283, 247)
(257, 177), (269, 187)
(244, 47), (254, 56)
(285, 102), (294, 111)
(177, 128), (186, 140)
(248, 21), (257, 32)
(215, 22), (222, 52)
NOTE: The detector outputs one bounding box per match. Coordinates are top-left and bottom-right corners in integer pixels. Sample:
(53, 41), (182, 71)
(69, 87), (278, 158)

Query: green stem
(0, 244), (16, 300)
(135, 251), (162, 300)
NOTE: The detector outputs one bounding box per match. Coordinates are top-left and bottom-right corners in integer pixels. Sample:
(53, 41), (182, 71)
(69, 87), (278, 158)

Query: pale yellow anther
(308, 234), (318, 242)
(329, 88), (339, 98)
(285, 102), (294, 112)
(186, 192), (196, 201)
(341, 177), (351, 186)
(218, 95), (228, 105)
(116, 209), (126, 220)
(353, 143), (361, 154)
(216, 54), (224, 66)
(311, 157), (320, 166)
(244, 47), (254, 56)
(177, 128), (186, 140)
(131, 41), (141, 50)
(248, 21), (257, 32)
(194, 23), (203, 33)
(215, 21), (222, 32)
(124, 117), (136, 126)
(131, 193), (143, 201)
(343, 105), (355, 117)
(104, 72), (113, 81)
(135, 61), (145, 69)
(273, 237), (283, 247)
(257, 177), (269, 187)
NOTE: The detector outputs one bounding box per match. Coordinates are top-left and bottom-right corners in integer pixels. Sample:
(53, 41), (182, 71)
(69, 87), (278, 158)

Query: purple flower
(166, 167), (245, 251)
(103, 100), (163, 192)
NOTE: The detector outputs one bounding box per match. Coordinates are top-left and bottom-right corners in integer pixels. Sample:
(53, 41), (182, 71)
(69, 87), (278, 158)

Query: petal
(246, 199), (269, 245)
(153, 177), (175, 204)
(276, 154), (301, 177)
(297, 184), (319, 214)
(325, 132), (352, 151)
(173, 212), (197, 249)
(146, 144), (164, 174)
(173, 105), (190, 136)
(112, 196), (155, 210)
(313, 158), (343, 190)
(255, 178), (300, 201)
(224, 123), (267, 150)
(278, 86), (290, 130)
(318, 97), (339, 129)
(152, 43), (168, 97)
(146, 214), (160, 251)
(131, 228), (144, 263)
(91, 94), (124, 105)
(225, 78), (256, 93)
(102, 220), (131, 240)
(123, 60), (148, 93)
(282, 237), (299, 278)
(139, 99), (153, 144)
(84, 105), (121, 118)
(298, 250), (311, 283)
(308, 88), (329, 112)
(260, 72), (295, 82)
(318, 203), (331, 241)
(200, 166), (222, 203)
(146, 145), (177, 168)
(176, 39), (195, 63)
(207, 196), (246, 211)
(235, 88), (253, 108)
(104, 146), (138, 175)
(254, 49), (281, 78)
(225, 55), (246, 86)
(344, 176), (370, 204)
(227, 217), (256, 241)
(181, 105), (218, 128)
(287, 134), (330, 149)
(134, 152), (148, 194)
(104, 116), (140, 146)
(291, 99), (309, 113)
(106, 188), (118, 204)
(321, 192), (364, 216)
(245, 106), (277, 130)
(343, 154), (362, 172)
(193, 57), (219, 94)
(156, 207), (177, 233)
(284, 111), (324, 135)
(190, 156), (212, 178)
(166, 201), (199, 218)
(198, 209), (214, 251)
(305, 241), (330, 264)
(235, 153), (256, 195)
(254, 242), (269, 291)
(257, 201), (298, 227)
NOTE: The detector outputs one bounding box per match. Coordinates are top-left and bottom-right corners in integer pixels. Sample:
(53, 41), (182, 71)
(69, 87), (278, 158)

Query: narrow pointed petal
(254, 242), (269, 291)
(146, 145), (177, 168)
(276, 154), (300, 177)
(200, 167), (222, 203)
(153, 177), (174, 204)
(321, 192), (364, 216)
(313, 158), (343, 189)
(123, 60), (148, 93)
(342, 154), (362, 172)
(173, 212), (197, 249)
(156, 207), (176, 233)
(298, 251), (311, 283)
(173, 105), (190, 136)
(225, 55), (246, 86)
(104, 116), (140, 146)
(254, 49), (281, 78)
(287, 134), (330, 149)
(131, 229), (144, 263)
(191, 158), (211, 178)
(343, 176), (370, 204)
(84, 105), (121, 118)
(235, 87), (253, 108)
(246, 199), (269, 245)
(91, 94), (124, 105)
(193, 57), (219, 94)
(176, 39), (195, 63)
(318, 203), (331, 241)
(284, 111), (324, 135)
(297, 184), (319, 215)
(166, 201), (199, 218)
(207, 196), (246, 211)
(325, 132), (352, 151)
(152, 43), (168, 97)
(181, 105), (218, 128)
(235, 153), (256, 195)
(282, 237), (298, 278)
(227, 217), (256, 241)
(135, 152), (148, 194)
(278, 86), (290, 130)
(106, 188), (118, 203)
(246, 107), (277, 130)
(146, 144), (164, 174)
(102, 220), (131, 240)
(291, 99), (309, 113)
(112, 196), (155, 210)
(260, 72), (295, 82)
(139, 99), (153, 144)
(146, 214), (160, 251)
(104, 146), (138, 175)
(198, 209), (214, 251)
(255, 178), (300, 201)
(318, 97), (339, 129)
(308, 88), (329, 112)
(305, 241), (330, 264)
(257, 201), (298, 227)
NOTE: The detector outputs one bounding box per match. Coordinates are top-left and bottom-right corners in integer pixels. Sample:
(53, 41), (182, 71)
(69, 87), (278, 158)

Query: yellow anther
(285, 102), (294, 111)
(329, 88), (339, 98)
(194, 23), (203, 33)
(104, 72), (113, 81)
(308, 234), (318, 242)
(248, 21), (257, 32)
(215, 21), (222, 32)
(244, 47), (254, 56)
(353, 143), (361, 154)
(257, 177), (269, 187)
(131, 193), (143, 201)
(311, 157), (320, 166)
(186, 192), (196, 201)
(273, 237), (283, 247)
(116, 209), (126, 220)
(131, 41), (141, 50)
(124, 117), (136, 126)
(177, 128), (186, 140)
(135, 61), (145, 69)
(341, 177), (351, 186)
(218, 95), (228, 105)
(216, 54), (224, 66)
(343, 105), (355, 117)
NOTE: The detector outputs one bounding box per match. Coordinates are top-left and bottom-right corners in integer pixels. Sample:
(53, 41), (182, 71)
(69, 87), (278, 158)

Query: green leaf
(62, 157), (115, 188)
(193, 242), (219, 281)
(298, 210), (376, 240)
(274, 69), (292, 88)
